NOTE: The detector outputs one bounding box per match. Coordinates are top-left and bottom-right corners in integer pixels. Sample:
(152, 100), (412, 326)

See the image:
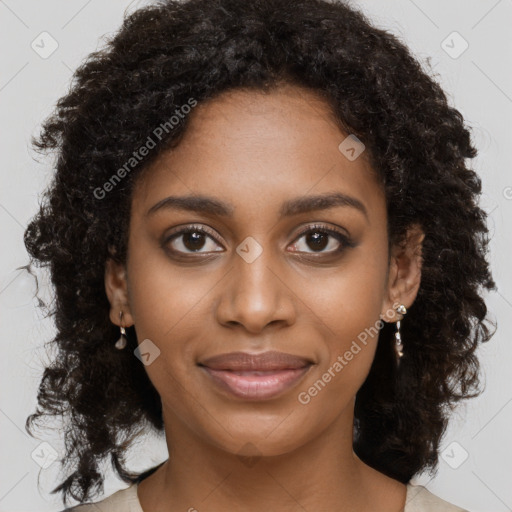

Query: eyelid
(292, 222), (351, 242)
(289, 223), (356, 255)
(165, 223), (220, 242)
(162, 222), (355, 257)
(161, 223), (225, 254)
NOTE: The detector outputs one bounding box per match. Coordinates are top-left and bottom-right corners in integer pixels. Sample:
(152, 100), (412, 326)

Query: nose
(215, 246), (297, 335)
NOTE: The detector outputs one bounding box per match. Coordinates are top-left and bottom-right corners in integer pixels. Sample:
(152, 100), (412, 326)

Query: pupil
(308, 231), (328, 251)
(184, 232), (205, 251)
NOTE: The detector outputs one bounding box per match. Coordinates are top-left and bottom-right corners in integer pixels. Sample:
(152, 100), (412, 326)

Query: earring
(115, 310), (127, 350)
(394, 304), (407, 362)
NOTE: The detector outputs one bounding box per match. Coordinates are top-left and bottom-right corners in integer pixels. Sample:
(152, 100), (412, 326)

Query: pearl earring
(115, 310), (127, 350)
(394, 303), (407, 363)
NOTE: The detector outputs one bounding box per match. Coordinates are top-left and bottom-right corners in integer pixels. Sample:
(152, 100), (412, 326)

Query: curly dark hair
(23, 0), (496, 507)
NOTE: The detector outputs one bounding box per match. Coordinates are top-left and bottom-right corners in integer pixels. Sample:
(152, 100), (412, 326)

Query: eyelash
(162, 223), (355, 258)
(294, 223), (353, 249)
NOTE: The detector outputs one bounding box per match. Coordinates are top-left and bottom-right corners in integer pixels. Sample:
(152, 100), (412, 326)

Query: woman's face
(106, 84), (423, 458)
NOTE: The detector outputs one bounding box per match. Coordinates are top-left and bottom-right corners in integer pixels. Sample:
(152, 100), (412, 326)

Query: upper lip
(199, 351), (313, 371)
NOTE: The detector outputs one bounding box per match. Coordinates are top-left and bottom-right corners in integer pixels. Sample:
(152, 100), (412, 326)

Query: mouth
(197, 351), (314, 401)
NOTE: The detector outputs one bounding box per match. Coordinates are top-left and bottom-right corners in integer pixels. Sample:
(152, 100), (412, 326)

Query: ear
(380, 223), (425, 322)
(104, 258), (135, 328)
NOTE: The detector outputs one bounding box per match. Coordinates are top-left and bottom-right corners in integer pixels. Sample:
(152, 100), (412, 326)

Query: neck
(137, 403), (407, 512)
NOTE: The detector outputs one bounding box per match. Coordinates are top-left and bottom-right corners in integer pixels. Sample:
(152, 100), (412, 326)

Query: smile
(199, 365), (313, 400)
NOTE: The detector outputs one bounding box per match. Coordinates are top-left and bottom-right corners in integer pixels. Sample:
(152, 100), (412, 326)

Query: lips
(199, 350), (313, 371)
(198, 351), (314, 400)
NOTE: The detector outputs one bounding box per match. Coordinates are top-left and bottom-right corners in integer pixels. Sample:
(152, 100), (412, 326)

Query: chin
(200, 414), (316, 460)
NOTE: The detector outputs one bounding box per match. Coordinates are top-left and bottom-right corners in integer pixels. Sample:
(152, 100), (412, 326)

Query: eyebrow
(146, 192), (368, 221)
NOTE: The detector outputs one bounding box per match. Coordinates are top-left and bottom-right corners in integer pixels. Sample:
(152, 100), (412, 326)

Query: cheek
(127, 237), (211, 339)
(299, 239), (388, 387)
(302, 242), (388, 344)
(125, 244), (217, 399)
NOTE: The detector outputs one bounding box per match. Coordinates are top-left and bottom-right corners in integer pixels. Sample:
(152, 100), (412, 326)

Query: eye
(289, 224), (353, 255)
(162, 223), (355, 259)
(163, 224), (224, 255)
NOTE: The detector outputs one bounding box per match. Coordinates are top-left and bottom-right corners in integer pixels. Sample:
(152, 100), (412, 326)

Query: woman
(23, 0), (496, 510)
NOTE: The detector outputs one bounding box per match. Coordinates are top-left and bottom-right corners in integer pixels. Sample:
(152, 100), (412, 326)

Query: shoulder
(405, 483), (469, 512)
(58, 481), (469, 512)
(59, 483), (143, 512)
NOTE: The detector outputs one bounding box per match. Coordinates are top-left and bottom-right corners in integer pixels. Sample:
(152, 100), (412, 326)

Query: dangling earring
(394, 304), (407, 363)
(115, 310), (127, 350)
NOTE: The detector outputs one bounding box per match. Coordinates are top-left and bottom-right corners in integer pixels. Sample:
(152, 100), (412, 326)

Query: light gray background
(1, 1), (511, 511)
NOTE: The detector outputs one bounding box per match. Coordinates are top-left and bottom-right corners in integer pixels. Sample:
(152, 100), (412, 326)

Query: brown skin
(105, 84), (424, 512)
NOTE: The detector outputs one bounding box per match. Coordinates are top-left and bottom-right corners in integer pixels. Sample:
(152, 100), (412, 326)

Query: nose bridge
(216, 237), (296, 333)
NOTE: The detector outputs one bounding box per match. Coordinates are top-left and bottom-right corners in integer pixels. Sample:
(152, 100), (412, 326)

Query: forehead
(132, 85), (385, 224)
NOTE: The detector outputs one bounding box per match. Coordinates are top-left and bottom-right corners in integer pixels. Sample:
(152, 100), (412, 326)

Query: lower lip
(200, 365), (312, 400)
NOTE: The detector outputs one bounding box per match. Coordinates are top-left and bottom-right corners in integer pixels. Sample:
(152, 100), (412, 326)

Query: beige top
(63, 482), (469, 511)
